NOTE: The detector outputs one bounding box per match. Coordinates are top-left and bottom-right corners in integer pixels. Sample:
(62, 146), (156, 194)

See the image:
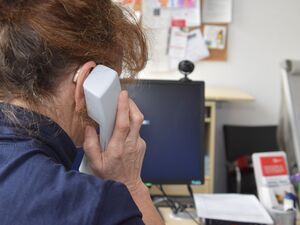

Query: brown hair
(0, 0), (147, 105)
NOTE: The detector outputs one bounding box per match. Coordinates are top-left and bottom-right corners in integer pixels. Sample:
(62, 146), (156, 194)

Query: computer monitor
(123, 80), (205, 185)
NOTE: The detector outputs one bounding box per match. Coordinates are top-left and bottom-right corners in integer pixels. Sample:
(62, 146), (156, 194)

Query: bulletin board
(119, 0), (233, 71)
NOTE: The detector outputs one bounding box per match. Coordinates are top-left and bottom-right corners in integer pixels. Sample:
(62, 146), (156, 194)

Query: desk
(205, 86), (254, 102)
(149, 86), (255, 196)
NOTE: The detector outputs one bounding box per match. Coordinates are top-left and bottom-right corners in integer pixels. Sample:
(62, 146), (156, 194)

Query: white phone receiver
(79, 65), (121, 174)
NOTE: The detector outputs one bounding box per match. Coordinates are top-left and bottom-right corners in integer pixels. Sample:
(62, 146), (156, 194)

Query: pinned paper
(169, 28), (209, 69)
(142, 0), (171, 29)
(170, 0), (201, 27)
(168, 27), (188, 69)
(204, 25), (227, 50)
(185, 29), (209, 62)
(202, 0), (233, 23)
(160, 0), (196, 8)
(145, 27), (170, 72)
(168, 27), (188, 58)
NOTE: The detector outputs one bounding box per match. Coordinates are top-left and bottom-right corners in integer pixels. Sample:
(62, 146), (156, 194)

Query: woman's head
(0, 0), (148, 145)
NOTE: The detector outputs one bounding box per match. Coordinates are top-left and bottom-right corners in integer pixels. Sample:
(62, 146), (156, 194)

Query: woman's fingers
(83, 126), (103, 165)
(110, 91), (130, 145)
(127, 99), (144, 140)
(135, 137), (146, 169)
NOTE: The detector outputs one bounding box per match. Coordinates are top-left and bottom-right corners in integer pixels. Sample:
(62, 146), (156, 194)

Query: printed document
(194, 194), (273, 224)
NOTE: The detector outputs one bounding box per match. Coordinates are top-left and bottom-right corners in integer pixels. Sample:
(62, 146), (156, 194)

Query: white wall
(141, 0), (300, 192)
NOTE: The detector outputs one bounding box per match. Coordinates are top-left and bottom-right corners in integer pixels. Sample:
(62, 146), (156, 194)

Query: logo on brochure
(260, 156), (288, 177)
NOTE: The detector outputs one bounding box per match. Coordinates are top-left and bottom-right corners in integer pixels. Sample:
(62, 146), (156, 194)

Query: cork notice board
(120, 0), (230, 63)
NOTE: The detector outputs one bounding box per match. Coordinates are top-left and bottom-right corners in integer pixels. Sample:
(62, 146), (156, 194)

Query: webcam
(178, 60), (195, 82)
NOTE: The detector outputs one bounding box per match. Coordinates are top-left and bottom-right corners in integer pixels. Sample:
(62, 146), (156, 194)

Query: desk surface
(205, 86), (255, 102)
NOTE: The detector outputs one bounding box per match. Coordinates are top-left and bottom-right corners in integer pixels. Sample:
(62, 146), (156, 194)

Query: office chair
(223, 125), (279, 194)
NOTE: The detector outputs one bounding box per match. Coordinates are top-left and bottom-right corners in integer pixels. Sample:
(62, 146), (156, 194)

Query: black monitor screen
(123, 80), (205, 185)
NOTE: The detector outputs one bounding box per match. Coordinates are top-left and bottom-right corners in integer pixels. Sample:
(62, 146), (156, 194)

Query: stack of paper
(194, 194), (274, 224)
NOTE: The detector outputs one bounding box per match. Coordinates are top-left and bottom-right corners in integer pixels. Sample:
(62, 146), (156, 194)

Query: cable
(187, 184), (196, 208)
(158, 185), (179, 213)
(187, 184), (194, 198)
(184, 210), (201, 225)
(157, 185), (201, 225)
(186, 185), (202, 224)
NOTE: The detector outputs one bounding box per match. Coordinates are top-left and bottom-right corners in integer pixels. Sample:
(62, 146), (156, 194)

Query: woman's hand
(83, 90), (165, 225)
(83, 90), (146, 191)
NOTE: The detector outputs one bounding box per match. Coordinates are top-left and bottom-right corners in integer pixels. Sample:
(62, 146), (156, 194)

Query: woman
(0, 1), (164, 225)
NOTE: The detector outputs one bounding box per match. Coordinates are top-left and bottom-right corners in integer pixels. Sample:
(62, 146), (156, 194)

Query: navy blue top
(0, 103), (144, 225)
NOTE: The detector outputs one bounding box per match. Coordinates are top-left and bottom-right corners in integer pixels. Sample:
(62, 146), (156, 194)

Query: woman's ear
(73, 61), (97, 112)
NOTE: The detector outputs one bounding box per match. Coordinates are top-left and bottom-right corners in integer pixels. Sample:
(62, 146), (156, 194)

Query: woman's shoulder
(0, 142), (142, 225)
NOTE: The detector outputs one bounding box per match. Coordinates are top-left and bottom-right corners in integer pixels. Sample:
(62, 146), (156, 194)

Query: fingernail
(122, 90), (128, 97)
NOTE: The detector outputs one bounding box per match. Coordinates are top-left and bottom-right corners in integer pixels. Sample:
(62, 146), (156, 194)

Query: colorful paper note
(160, 0), (196, 8)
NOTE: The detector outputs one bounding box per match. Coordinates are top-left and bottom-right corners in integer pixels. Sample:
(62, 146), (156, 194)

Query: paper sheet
(160, 0), (196, 8)
(169, 28), (209, 69)
(202, 0), (233, 23)
(144, 28), (170, 72)
(168, 27), (188, 58)
(194, 194), (274, 224)
(142, 0), (171, 72)
(185, 29), (209, 62)
(168, 27), (188, 69)
(142, 0), (171, 29)
(204, 25), (227, 50)
(171, 0), (201, 27)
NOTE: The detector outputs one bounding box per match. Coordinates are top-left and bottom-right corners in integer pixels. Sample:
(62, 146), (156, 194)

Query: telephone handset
(79, 65), (121, 174)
